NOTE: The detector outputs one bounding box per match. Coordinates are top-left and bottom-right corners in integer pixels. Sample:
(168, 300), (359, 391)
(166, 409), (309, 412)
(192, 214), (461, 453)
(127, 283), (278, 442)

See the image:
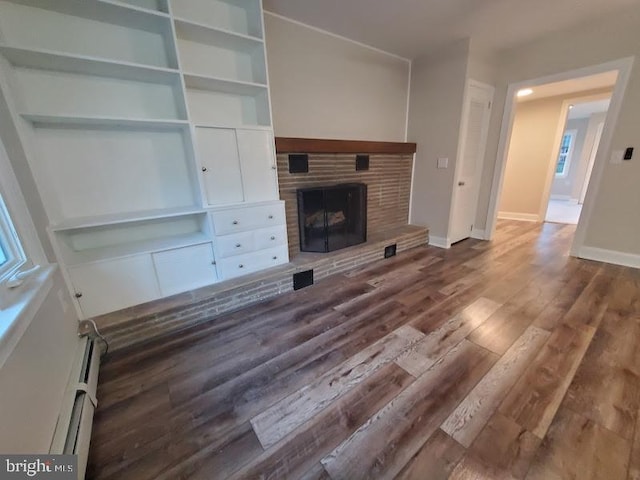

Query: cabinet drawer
(215, 231), (254, 258)
(152, 243), (217, 297)
(211, 202), (286, 235)
(253, 225), (288, 250)
(218, 246), (289, 280)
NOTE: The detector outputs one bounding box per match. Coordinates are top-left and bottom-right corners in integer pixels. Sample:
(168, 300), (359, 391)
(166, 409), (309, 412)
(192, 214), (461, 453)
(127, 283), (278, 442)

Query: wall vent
(289, 154), (309, 173)
(356, 155), (370, 171)
(293, 269), (314, 290)
(384, 244), (397, 258)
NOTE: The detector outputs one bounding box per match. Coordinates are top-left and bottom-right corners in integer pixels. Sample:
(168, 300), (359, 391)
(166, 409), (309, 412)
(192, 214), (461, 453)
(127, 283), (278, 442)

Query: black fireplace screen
(297, 183), (367, 253)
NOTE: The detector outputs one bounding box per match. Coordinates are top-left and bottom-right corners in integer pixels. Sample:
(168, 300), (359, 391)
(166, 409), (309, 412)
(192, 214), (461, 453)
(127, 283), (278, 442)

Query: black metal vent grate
(293, 269), (314, 290)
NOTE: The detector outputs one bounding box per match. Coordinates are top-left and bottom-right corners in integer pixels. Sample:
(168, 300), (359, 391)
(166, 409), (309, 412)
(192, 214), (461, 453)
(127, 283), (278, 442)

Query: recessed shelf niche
(11, 66), (186, 120)
(29, 125), (199, 223)
(171, 0), (263, 38)
(54, 213), (211, 265)
(175, 20), (266, 84)
(0, 0), (177, 68)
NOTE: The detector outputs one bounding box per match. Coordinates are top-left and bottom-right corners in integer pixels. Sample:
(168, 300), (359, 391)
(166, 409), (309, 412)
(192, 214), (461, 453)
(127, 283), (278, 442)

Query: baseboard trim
(550, 194), (571, 201)
(578, 246), (640, 268)
(471, 227), (486, 240)
(497, 212), (540, 222)
(429, 236), (451, 249)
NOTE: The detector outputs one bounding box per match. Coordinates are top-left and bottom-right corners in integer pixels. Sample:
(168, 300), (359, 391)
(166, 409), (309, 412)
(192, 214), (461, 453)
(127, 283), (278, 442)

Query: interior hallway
(88, 220), (640, 480)
(545, 199), (583, 224)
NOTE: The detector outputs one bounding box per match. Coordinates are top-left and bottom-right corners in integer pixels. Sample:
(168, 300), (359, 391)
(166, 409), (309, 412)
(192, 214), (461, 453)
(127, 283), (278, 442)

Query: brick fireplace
(276, 138), (416, 258)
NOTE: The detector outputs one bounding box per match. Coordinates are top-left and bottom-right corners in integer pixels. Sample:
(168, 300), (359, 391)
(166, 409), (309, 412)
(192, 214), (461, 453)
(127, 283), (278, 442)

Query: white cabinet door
(68, 255), (161, 319)
(237, 129), (278, 203)
(195, 127), (244, 206)
(152, 243), (217, 297)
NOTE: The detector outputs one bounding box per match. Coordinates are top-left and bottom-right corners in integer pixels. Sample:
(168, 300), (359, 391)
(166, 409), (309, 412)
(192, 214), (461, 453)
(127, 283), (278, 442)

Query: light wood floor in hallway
(88, 220), (640, 480)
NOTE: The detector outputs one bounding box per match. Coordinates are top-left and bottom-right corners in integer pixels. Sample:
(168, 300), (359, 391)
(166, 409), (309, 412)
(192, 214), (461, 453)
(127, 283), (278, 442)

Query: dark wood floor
(87, 220), (640, 480)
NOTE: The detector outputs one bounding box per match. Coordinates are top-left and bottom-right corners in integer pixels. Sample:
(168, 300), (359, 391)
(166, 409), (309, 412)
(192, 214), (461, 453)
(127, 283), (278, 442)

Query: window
(555, 130), (577, 177)
(0, 192), (26, 281)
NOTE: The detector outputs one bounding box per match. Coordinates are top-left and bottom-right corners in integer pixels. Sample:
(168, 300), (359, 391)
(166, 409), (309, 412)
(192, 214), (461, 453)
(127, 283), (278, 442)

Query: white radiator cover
(50, 336), (101, 479)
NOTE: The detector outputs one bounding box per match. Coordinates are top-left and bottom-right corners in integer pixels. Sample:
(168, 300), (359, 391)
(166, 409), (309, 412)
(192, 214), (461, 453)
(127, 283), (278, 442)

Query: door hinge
(488, 101), (492, 109)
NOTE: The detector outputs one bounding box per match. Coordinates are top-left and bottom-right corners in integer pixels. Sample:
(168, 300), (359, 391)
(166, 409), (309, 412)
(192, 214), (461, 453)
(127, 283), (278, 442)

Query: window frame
(555, 129), (577, 178)
(0, 193), (26, 282)
(0, 129), (47, 299)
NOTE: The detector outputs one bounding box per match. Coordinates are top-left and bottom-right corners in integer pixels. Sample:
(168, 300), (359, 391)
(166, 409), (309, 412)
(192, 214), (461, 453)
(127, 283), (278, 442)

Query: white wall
(475, 5), (640, 257)
(0, 270), (80, 453)
(407, 39), (470, 241)
(573, 111), (607, 202)
(499, 95), (565, 219)
(264, 12), (410, 141)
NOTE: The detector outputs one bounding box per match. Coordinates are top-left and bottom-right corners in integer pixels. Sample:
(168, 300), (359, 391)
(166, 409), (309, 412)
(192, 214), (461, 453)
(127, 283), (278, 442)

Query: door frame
(483, 56), (634, 257)
(580, 120), (605, 204)
(540, 91), (612, 222)
(445, 79), (495, 247)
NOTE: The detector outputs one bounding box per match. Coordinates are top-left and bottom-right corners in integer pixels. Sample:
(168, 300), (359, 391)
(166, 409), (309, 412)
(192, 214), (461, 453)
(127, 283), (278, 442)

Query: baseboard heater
(50, 336), (101, 479)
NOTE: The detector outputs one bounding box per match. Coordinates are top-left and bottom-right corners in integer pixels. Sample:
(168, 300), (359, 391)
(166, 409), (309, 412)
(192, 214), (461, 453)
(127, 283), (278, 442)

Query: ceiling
(263, 0), (637, 59)
(517, 71), (618, 103)
(568, 99), (611, 119)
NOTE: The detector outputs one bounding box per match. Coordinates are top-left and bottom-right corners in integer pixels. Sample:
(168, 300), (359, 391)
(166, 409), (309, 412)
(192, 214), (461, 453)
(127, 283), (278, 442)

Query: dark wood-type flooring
(87, 220), (640, 480)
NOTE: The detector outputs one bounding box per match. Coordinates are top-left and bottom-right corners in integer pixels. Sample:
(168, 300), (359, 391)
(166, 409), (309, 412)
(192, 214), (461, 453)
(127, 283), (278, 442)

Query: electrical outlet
(437, 157), (448, 169)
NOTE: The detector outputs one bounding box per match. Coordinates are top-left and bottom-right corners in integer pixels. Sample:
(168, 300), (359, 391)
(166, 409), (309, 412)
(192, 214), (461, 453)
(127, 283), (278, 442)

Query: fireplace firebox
(297, 183), (367, 253)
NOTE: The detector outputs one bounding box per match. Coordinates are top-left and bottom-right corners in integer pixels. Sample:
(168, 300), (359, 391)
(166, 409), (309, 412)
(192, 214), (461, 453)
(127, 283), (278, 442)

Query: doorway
(545, 97), (611, 224)
(484, 57), (633, 256)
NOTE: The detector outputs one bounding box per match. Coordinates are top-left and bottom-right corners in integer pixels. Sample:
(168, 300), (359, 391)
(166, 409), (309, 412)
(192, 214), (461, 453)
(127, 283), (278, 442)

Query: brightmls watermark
(0, 455), (76, 479)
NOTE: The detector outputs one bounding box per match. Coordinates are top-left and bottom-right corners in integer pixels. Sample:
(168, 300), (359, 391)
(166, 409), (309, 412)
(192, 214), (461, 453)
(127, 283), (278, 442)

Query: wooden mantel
(275, 137), (417, 155)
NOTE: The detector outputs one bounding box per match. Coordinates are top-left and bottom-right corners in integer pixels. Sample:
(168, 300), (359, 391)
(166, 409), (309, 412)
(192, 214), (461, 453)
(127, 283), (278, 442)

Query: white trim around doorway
(483, 57), (635, 259)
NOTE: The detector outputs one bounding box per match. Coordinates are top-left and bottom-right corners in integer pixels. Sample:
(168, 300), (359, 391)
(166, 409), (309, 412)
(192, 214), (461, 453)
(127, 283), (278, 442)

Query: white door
(195, 127), (244, 206)
(237, 129), (278, 203)
(152, 243), (218, 297)
(449, 81), (494, 244)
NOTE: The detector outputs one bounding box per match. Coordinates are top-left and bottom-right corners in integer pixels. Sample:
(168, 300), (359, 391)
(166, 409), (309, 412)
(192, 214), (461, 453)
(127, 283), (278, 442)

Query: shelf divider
(51, 206), (208, 232)
(21, 113), (190, 131)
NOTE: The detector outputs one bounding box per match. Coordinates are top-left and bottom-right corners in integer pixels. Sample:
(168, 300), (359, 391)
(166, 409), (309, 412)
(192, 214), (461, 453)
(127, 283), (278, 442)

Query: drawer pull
(211, 260), (216, 265)
(268, 215), (274, 219)
(232, 220), (239, 225)
(235, 243), (242, 248)
(75, 292), (83, 299)
(239, 264), (244, 268)
(272, 256), (277, 260)
(201, 166), (207, 172)
(270, 236), (276, 240)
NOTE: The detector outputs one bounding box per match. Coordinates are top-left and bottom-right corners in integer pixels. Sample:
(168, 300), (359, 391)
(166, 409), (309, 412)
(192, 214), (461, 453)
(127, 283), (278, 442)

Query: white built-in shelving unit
(0, 0), (288, 319)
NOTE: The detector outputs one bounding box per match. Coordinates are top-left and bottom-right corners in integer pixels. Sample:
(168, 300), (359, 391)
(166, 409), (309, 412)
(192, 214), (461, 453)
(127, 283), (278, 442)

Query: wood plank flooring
(87, 220), (640, 480)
